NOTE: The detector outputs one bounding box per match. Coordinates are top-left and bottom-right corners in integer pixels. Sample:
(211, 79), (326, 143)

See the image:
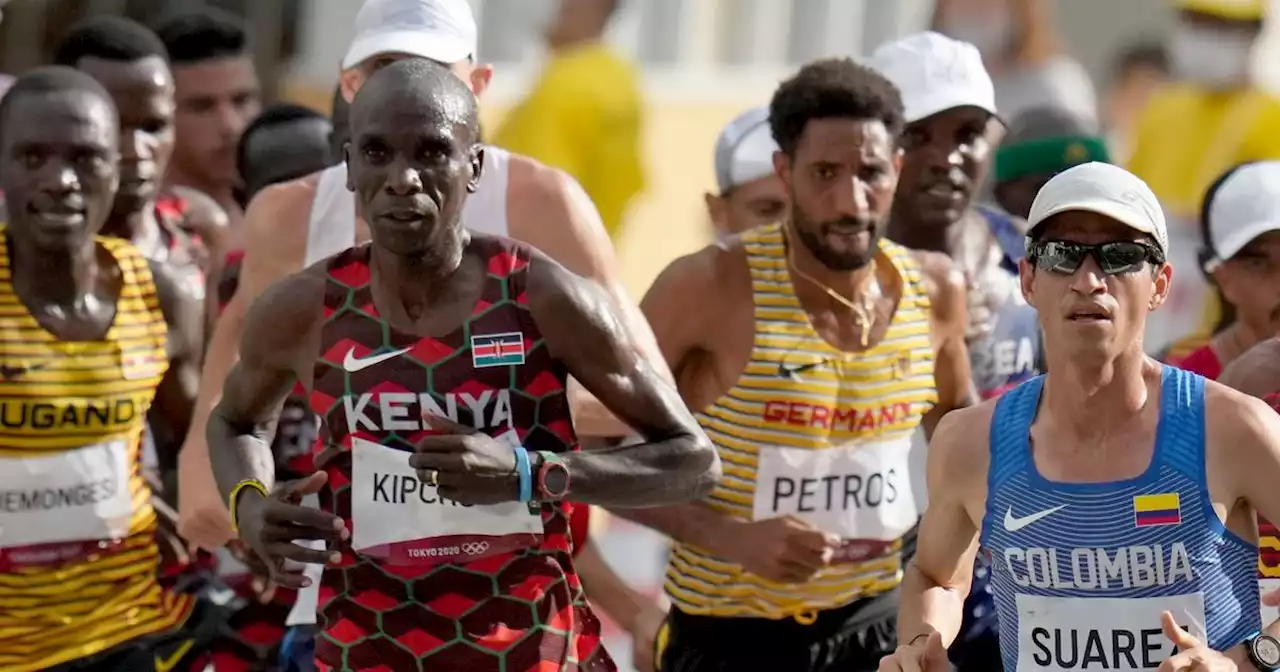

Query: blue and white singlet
(980, 366), (1258, 670)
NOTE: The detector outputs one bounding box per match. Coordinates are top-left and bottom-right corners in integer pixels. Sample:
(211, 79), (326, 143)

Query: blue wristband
(514, 445), (533, 502)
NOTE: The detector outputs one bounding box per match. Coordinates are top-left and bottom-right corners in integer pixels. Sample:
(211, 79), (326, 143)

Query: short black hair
(1113, 41), (1169, 79)
(236, 104), (329, 179)
(53, 16), (168, 67)
(0, 66), (116, 144)
(152, 7), (248, 65)
(769, 58), (904, 156)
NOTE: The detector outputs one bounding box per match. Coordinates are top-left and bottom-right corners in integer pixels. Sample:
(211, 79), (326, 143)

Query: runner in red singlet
(207, 59), (718, 671)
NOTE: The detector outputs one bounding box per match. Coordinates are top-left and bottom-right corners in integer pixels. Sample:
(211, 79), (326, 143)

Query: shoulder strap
(988, 376), (1042, 486)
(1156, 365), (1206, 480)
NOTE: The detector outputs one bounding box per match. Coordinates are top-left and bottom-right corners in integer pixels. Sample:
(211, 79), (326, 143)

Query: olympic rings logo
(460, 542), (490, 555)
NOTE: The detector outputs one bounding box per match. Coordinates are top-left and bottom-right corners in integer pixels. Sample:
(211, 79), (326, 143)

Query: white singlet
(285, 146), (512, 626)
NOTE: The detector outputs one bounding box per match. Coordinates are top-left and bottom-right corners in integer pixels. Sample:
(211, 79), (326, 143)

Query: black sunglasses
(1028, 240), (1165, 276)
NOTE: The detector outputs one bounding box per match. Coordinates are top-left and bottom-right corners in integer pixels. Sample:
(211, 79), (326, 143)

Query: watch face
(1256, 635), (1280, 667)
(543, 464), (570, 498)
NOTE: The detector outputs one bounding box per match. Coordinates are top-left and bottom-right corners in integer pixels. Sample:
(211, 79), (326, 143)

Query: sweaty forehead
(352, 87), (470, 139)
(797, 118), (894, 161)
(4, 91), (117, 146)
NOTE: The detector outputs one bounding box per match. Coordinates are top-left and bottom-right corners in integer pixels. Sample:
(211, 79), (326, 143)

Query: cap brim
(342, 31), (474, 70)
(1029, 198), (1160, 239)
(906, 90), (1000, 125)
(1214, 220), (1280, 261)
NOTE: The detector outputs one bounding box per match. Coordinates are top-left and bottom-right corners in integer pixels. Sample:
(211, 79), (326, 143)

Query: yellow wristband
(228, 479), (269, 534)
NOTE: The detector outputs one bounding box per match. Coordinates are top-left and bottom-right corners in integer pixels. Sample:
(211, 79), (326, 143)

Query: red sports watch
(535, 451), (570, 501)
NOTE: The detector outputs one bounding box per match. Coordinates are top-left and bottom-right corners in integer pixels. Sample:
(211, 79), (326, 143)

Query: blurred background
(6, 0), (1280, 668)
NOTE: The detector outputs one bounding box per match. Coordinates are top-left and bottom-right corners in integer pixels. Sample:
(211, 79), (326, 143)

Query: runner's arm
(508, 163), (671, 437)
(897, 406), (987, 647)
(147, 259), (204, 468)
(181, 183), (310, 465)
(527, 249), (720, 506)
(207, 270), (325, 502)
(918, 252), (977, 439)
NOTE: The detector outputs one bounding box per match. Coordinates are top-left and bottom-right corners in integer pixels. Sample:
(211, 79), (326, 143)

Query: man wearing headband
(881, 162), (1280, 672)
(991, 106), (1111, 220)
(706, 106), (788, 238)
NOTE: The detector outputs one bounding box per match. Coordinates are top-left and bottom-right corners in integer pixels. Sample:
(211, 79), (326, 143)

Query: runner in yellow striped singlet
(615, 59), (976, 672)
(0, 68), (206, 672)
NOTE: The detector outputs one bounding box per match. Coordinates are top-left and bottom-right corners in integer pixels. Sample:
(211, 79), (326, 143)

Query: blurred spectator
(991, 106), (1110, 219)
(154, 7), (261, 221)
(328, 84), (349, 164)
(1164, 161), (1280, 374)
(236, 104), (333, 204)
(1126, 0), (1280, 354)
(706, 107), (787, 239)
(494, 0), (644, 243)
(931, 0), (1096, 124)
(1102, 41), (1169, 163)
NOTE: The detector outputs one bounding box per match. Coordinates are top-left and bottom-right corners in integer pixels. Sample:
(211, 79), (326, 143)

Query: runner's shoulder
(240, 259), (328, 348)
(242, 173), (320, 248)
(908, 249), (966, 317)
(643, 238), (749, 315)
(166, 185), (229, 240)
(1219, 339), (1280, 395)
(1204, 376), (1280, 441)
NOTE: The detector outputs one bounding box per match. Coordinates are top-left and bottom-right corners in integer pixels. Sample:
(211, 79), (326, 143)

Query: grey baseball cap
(714, 106), (779, 193)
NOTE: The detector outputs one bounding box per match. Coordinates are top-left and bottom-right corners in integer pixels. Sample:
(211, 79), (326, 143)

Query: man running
(705, 106), (788, 239)
(178, 0), (665, 553)
(1220, 335), (1280, 628)
(236, 104), (333, 206)
(0, 66), (209, 672)
(208, 58), (719, 671)
(880, 162), (1280, 671)
(614, 57), (974, 672)
(153, 6), (261, 233)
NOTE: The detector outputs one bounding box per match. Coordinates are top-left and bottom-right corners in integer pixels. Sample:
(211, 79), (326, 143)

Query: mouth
(921, 181), (966, 203)
(1067, 309), (1112, 323)
(26, 203), (86, 228)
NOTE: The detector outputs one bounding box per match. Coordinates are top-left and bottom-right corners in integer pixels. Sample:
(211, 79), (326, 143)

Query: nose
(384, 157), (423, 196)
(832, 174), (871, 218)
(1068, 255), (1108, 296)
(120, 129), (148, 162)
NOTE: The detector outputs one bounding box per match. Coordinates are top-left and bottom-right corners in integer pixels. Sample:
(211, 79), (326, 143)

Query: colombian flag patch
(1133, 492), (1181, 527)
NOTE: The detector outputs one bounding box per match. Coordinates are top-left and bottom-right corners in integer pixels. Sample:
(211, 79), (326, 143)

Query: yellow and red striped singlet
(0, 232), (192, 671)
(664, 223), (937, 620)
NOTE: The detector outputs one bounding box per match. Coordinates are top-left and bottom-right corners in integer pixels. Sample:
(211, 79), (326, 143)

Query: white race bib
(1015, 593), (1206, 671)
(753, 437), (917, 561)
(0, 440), (134, 568)
(1261, 578), (1280, 626)
(350, 438), (542, 565)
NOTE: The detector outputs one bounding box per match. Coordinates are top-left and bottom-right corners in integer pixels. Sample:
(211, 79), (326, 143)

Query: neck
(784, 221), (877, 296)
(888, 203), (970, 254)
(165, 168), (236, 212)
(1042, 344), (1155, 437)
(101, 204), (162, 249)
(9, 233), (97, 306)
(1217, 320), (1270, 365)
(369, 231), (469, 317)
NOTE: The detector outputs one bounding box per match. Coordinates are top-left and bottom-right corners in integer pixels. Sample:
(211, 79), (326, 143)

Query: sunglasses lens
(1096, 242), (1150, 274)
(1034, 242), (1085, 274)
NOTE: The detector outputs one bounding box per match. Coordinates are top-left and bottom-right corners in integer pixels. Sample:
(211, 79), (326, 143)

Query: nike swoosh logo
(778, 360), (827, 378)
(1003, 504), (1067, 532)
(154, 638), (195, 672)
(342, 346), (412, 372)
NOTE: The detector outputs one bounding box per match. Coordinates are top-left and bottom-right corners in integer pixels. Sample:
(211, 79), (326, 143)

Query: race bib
(350, 438), (542, 565)
(0, 440), (134, 569)
(1015, 593), (1206, 671)
(752, 437), (917, 562)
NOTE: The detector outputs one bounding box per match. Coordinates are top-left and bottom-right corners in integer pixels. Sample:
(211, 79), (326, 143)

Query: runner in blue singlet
(879, 162), (1280, 671)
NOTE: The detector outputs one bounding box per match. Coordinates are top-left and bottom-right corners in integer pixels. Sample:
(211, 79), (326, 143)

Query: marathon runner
(207, 58), (719, 671)
(236, 104), (333, 206)
(990, 106), (1111, 221)
(616, 57), (975, 671)
(1220, 337), (1280, 626)
(870, 33), (1042, 670)
(153, 6), (261, 235)
(880, 161), (1280, 672)
(705, 106), (788, 239)
(0, 67), (209, 672)
(1167, 161), (1280, 378)
(177, 0), (665, 553)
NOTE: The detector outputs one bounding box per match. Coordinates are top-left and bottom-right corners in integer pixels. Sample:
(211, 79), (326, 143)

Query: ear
(892, 146), (904, 173)
(468, 64), (495, 98)
(344, 142), (354, 192)
(1149, 262), (1174, 311)
(705, 192), (728, 235)
(1018, 257), (1035, 305)
(339, 68), (363, 104)
(772, 149), (792, 189)
(466, 145), (484, 193)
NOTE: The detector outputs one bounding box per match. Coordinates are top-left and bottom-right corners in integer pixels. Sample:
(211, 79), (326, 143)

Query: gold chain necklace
(783, 228), (879, 348)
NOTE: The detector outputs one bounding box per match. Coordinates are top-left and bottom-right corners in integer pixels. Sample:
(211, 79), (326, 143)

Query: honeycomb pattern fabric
(307, 238), (613, 671)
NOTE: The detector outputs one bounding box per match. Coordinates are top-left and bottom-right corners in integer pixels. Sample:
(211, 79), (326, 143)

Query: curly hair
(768, 58), (905, 156)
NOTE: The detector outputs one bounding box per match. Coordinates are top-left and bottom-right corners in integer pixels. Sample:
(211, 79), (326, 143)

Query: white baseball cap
(1027, 162), (1169, 256)
(868, 31), (998, 124)
(342, 0), (477, 71)
(1203, 161), (1280, 271)
(714, 107), (779, 193)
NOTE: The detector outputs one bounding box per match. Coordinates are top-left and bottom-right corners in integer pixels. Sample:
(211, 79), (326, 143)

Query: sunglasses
(1028, 240), (1164, 276)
